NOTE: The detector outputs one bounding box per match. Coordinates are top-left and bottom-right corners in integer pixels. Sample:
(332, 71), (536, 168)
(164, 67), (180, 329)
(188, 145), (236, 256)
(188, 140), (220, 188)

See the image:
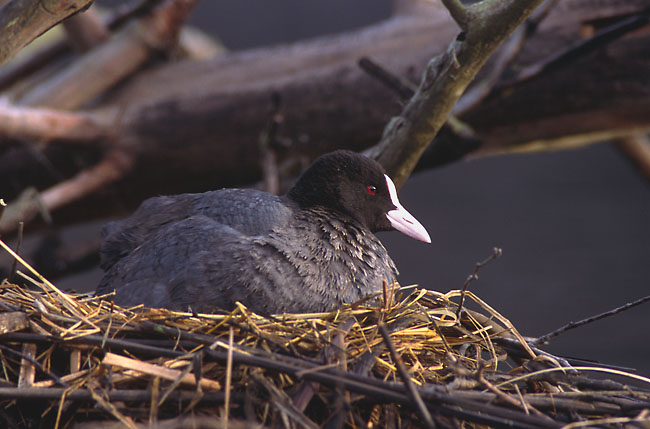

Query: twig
(19, 0), (201, 110)
(89, 386), (138, 429)
(8, 222), (23, 284)
(0, 332), (555, 427)
(223, 326), (234, 427)
(0, 344), (68, 388)
(50, 150), (131, 217)
(0, 151), (133, 235)
(0, 102), (109, 142)
(259, 92), (283, 195)
(0, 0), (93, 66)
(149, 376), (160, 426)
(0, 239), (85, 316)
(358, 57), (415, 100)
(370, 0), (545, 187)
(499, 10), (650, 89)
(0, 0), (164, 91)
(357, 56), (480, 167)
(441, 0), (471, 30)
(63, 7), (110, 52)
(378, 324), (434, 429)
(454, 0), (559, 115)
(617, 135), (650, 184)
(474, 363), (550, 420)
(0, 387), (234, 403)
(532, 294), (650, 346)
(455, 248), (502, 320)
(495, 337), (574, 370)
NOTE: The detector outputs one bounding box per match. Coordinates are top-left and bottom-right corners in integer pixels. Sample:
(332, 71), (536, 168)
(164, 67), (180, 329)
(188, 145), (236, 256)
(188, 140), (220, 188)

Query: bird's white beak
(384, 174), (431, 244)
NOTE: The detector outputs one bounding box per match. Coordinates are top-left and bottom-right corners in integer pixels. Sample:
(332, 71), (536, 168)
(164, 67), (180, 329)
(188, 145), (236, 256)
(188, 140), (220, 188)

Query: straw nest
(0, 271), (649, 429)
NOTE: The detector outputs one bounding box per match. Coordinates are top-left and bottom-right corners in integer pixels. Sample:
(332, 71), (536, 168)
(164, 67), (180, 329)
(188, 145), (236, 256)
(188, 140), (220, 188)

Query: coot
(96, 150), (430, 313)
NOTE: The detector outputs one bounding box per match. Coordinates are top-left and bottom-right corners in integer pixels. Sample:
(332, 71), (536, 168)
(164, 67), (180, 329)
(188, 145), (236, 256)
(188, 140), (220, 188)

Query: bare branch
(259, 94), (283, 195)
(0, 0), (93, 66)
(452, 0), (561, 115)
(358, 57), (416, 101)
(0, 150), (134, 234)
(0, 101), (110, 142)
(455, 248), (502, 321)
(532, 294), (650, 347)
(378, 324), (435, 429)
(63, 6), (110, 52)
(371, 0), (545, 187)
(0, 0), (164, 92)
(441, 0), (470, 30)
(500, 10), (650, 90)
(18, 0), (200, 110)
(616, 134), (650, 185)
(41, 149), (134, 211)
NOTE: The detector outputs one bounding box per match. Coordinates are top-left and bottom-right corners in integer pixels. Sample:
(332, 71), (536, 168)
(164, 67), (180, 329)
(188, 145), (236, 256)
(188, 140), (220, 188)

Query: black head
(287, 150), (430, 242)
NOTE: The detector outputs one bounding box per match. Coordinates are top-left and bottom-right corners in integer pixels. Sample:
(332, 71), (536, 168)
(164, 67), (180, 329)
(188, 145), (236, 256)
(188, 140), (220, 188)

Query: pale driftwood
(102, 352), (222, 391)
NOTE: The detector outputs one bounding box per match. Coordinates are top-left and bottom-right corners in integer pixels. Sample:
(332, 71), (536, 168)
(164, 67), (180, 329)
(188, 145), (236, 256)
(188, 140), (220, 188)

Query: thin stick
(8, 221), (24, 283)
(502, 11), (650, 89)
(617, 135), (650, 184)
(358, 57), (415, 100)
(0, 238), (95, 325)
(475, 363), (549, 419)
(441, 0), (470, 30)
(223, 326), (234, 428)
(0, 199), (6, 224)
(378, 324), (434, 429)
(455, 248), (502, 320)
(0, 387), (232, 402)
(259, 93), (283, 195)
(533, 294), (650, 346)
(454, 0), (560, 115)
(0, 343), (68, 387)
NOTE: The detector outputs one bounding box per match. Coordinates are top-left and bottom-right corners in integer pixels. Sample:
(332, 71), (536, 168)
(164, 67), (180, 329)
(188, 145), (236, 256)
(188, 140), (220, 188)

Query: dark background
(49, 1), (650, 376)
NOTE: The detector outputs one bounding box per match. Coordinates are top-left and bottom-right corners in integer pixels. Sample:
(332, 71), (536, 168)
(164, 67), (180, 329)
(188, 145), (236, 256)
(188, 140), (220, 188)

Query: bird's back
(97, 192), (397, 313)
(99, 189), (293, 271)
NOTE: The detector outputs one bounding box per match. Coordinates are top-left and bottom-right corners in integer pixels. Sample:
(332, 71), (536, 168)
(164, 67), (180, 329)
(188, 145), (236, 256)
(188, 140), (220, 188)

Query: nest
(0, 262), (649, 428)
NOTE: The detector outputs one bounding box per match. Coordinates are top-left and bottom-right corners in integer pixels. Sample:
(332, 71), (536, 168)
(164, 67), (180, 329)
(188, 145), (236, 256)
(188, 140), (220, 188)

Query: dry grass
(0, 253), (649, 428)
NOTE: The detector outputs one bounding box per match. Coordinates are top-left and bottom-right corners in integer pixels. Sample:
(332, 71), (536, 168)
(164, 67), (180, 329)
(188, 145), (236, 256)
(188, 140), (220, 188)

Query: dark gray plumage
(96, 150), (430, 314)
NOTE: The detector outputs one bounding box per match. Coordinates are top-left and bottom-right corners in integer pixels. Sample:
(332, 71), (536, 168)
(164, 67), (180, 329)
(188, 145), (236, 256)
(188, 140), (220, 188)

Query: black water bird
(96, 150), (430, 313)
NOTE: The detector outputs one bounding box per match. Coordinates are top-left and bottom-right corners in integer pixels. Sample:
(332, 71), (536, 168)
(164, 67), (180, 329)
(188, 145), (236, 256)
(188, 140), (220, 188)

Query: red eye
(366, 185), (377, 195)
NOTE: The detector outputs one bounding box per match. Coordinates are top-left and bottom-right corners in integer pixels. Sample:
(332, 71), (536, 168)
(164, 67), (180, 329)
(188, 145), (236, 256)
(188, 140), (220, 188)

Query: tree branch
(18, 0), (200, 110)
(0, 101), (110, 142)
(371, 0), (545, 187)
(499, 10), (650, 90)
(62, 6), (110, 52)
(532, 294), (650, 346)
(0, 150), (134, 234)
(616, 135), (650, 184)
(441, 0), (471, 30)
(452, 0), (561, 115)
(0, 0), (93, 66)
